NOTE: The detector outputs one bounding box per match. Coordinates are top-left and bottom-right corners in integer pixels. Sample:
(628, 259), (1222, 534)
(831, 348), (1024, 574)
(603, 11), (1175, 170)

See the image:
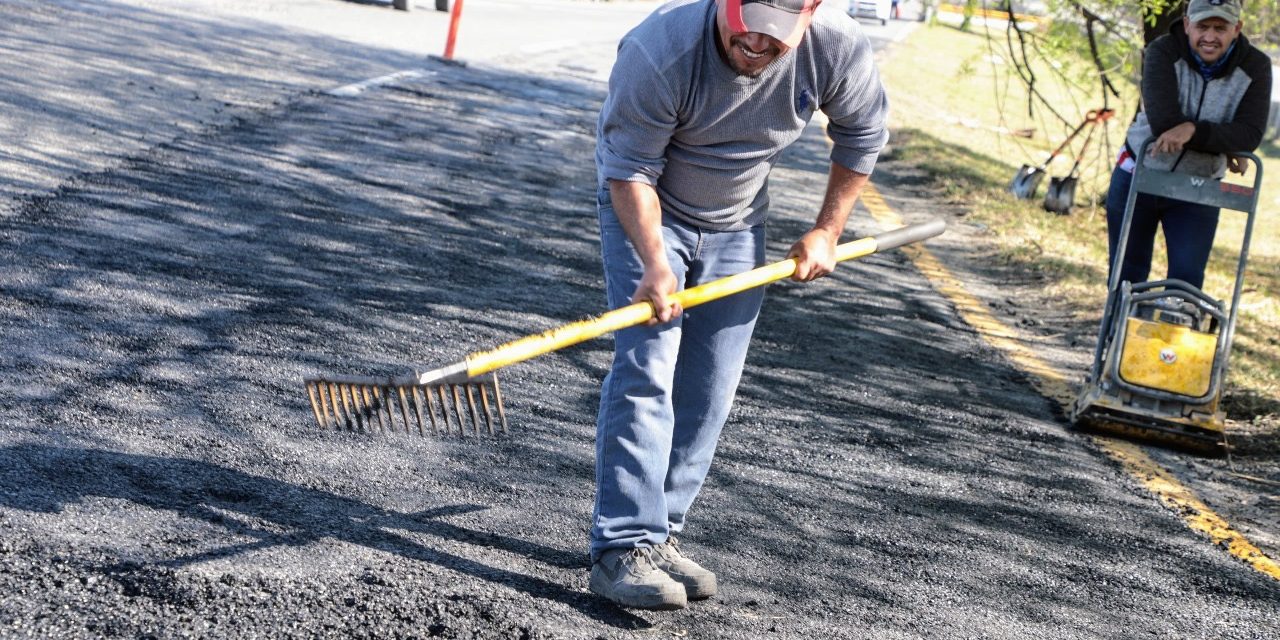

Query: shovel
(1010, 164), (1049, 200)
(1043, 173), (1078, 215)
(1011, 117), (1088, 199)
(302, 219), (947, 437)
(1043, 112), (1105, 215)
(1011, 109), (1110, 200)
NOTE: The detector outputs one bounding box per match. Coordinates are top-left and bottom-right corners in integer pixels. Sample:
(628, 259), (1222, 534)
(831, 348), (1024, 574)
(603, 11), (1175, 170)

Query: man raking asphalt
(589, 0), (890, 610)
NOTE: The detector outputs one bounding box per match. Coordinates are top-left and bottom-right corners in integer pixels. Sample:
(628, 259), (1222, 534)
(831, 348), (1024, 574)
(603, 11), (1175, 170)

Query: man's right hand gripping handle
(608, 180), (683, 325)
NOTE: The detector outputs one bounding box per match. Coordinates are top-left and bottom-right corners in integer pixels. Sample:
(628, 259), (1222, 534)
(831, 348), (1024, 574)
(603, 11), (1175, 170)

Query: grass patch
(879, 24), (1280, 418)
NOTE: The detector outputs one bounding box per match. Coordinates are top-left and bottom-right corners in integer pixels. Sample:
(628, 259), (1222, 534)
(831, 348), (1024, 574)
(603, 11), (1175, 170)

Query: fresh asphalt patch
(0, 57), (1277, 638)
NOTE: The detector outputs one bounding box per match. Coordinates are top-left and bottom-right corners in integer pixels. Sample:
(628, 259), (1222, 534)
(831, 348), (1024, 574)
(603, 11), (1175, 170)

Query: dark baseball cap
(721, 0), (822, 48)
(1186, 0), (1241, 26)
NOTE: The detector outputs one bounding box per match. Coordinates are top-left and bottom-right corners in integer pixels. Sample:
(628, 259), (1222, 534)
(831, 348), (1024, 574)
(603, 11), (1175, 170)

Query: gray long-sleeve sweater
(595, 0), (889, 231)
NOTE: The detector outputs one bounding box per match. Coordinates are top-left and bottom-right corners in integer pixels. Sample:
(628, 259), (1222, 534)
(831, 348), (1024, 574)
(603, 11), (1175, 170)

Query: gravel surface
(1, 1), (1277, 638)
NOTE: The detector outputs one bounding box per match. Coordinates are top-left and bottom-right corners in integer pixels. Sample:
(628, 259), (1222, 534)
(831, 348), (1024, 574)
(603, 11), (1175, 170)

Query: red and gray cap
(721, 0), (822, 49)
(1186, 0), (1242, 26)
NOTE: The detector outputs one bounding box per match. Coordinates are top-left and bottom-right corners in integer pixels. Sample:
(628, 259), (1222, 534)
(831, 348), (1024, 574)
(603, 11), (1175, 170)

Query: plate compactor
(1071, 141), (1263, 454)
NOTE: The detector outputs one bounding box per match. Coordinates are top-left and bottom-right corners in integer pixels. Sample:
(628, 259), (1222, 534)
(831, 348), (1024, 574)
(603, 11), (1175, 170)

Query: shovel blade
(1010, 165), (1045, 199)
(1043, 176), (1078, 215)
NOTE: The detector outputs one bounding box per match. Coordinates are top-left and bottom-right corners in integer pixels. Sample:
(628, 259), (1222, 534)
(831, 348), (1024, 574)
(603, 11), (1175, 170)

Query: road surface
(0, 1), (1276, 637)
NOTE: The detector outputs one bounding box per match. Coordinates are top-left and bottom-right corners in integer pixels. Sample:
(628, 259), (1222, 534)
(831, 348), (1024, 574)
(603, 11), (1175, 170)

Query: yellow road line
(858, 183), (1280, 581)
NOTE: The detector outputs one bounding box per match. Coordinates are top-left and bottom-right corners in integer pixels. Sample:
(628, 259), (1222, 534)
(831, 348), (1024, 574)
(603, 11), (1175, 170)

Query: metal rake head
(303, 373), (507, 437)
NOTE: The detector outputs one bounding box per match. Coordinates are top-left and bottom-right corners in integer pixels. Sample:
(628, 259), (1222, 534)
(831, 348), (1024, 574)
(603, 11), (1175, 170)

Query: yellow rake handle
(462, 219), (945, 378)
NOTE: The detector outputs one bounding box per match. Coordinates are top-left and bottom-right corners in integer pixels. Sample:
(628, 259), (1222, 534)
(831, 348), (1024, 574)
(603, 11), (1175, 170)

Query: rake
(303, 219), (946, 436)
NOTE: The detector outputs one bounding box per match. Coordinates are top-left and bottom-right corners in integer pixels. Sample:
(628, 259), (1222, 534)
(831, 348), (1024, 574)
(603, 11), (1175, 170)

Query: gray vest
(1126, 59), (1254, 178)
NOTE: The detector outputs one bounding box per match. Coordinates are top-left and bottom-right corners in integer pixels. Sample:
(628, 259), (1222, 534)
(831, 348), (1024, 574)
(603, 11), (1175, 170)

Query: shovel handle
(462, 219), (946, 378)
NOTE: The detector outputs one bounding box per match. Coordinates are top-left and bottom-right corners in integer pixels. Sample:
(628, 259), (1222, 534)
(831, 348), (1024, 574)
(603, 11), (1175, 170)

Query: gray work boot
(589, 547), (688, 610)
(651, 537), (717, 600)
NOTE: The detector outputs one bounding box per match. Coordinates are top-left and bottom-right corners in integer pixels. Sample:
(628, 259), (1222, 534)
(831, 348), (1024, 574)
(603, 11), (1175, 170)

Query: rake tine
(435, 385), (452, 434)
(338, 383), (357, 431)
(329, 383), (343, 430)
(381, 386), (396, 432)
(366, 386), (379, 432)
(325, 383), (343, 431)
(332, 383), (350, 431)
(450, 384), (466, 436)
(380, 386), (396, 433)
(477, 382), (495, 435)
(306, 382), (327, 430)
(317, 382), (335, 430)
(360, 386), (373, 432)
(442, 384), (456, 435)
(401, 384), (422, 435)
(398, 386), (419, 436)
(491, 373), (508, 434)
(360, 386), (378, 432)
(464, 384), (482, 435)
(321, 382), (335, 427)
(421, 386), (440, 435)
(435, 385), (448, 434)
(425, 385), (441, 433)
(347, 385), (362, 431)
(343, 384), (359, 432)
(461, 385), (475, 436)
(381, 386), (396, 433)
(365, 386), (379, 433)
(360, 385), (375, 432)
(352, 385), (364, 431)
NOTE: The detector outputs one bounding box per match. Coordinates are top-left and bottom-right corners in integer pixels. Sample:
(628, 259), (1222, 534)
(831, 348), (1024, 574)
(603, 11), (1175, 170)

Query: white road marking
(325, 70), (436, 98)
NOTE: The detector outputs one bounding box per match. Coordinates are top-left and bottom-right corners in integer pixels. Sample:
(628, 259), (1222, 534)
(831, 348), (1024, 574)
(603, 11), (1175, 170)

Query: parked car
(850, 0), (892, 25)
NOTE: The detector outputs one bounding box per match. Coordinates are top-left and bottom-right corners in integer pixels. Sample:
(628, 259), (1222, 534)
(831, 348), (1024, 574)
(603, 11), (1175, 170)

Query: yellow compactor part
(1117, 317), (1217, 398)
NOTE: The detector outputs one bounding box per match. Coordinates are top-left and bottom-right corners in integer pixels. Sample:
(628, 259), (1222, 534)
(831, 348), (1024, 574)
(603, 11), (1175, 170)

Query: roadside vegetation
(877, 22), (1279, 424)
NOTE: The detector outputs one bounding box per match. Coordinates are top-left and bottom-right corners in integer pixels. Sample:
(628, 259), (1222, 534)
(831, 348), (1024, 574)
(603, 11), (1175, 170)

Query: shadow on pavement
(0, 443), (651, 629)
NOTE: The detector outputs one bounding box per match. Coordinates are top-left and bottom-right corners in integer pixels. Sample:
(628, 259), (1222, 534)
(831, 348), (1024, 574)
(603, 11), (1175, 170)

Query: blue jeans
(591, 199), (766, 561)
(1104, 165), (1219, 290)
